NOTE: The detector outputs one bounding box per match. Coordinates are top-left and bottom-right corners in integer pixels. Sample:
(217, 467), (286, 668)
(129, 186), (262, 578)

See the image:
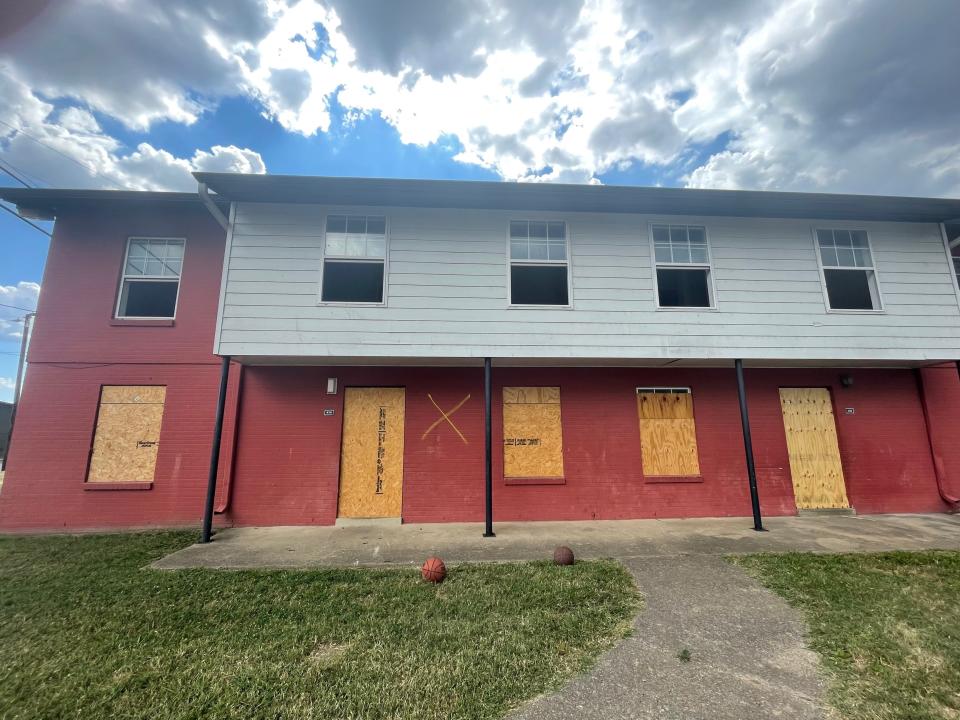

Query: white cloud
(0, 281), (39, 342)
(0, 72), (265, 190)
(0, 377), (15, 404)
(1, 0), (958, 194)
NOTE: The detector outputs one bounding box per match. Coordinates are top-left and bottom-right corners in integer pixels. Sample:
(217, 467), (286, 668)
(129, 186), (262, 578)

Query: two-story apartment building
(1, 175), (959, 533)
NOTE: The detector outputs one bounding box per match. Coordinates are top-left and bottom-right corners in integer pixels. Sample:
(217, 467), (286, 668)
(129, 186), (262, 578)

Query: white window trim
(648, 222), (718, 311)
(317, 213), (390, 307)
(938, 222), (960, 313)
(506, 219), (574, 309)
(114, 236), (185, 320)
(811, 227), (885, 314)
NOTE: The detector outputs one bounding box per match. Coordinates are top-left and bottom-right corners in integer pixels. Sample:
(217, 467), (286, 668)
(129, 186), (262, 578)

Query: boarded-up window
(636, 388), (701, 476)
(87, 386), (166, 483)
(503, 387), (564, 479)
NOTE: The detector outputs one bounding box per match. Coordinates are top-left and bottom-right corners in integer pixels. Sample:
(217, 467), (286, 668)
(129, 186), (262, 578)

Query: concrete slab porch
(153, 512), (960, 570)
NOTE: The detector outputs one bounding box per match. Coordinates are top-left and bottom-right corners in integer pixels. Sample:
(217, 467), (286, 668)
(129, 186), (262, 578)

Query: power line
(0, 159), (30, 187)
(0, 202), (52, 237)
(0, 118), (126, 190)
(0, 302), (35, 312)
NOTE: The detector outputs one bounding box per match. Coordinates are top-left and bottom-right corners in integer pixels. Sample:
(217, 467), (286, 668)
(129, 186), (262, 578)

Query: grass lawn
(732, 551), (960, 720)
(0, 532), (639, 720)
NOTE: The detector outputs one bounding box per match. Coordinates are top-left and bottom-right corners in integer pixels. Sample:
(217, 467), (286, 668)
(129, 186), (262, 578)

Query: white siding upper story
(215, 201), (960, 364)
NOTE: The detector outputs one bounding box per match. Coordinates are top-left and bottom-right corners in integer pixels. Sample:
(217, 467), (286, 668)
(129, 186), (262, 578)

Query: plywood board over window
(503, 386), (564, 479)
(87, 386), (166, 483)
(636, 389), (701, 477)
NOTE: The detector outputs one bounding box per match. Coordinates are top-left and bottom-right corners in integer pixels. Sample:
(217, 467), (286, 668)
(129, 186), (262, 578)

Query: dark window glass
(119, 280), (178, 317)
(322, 261), (384, 303)
(510, 265), (568, 305)
(824, 269), (874, 310)
(657, 268), (710, 307)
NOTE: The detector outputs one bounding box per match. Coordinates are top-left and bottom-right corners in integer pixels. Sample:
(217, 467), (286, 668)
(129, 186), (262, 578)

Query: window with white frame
(652, 224), (713, 308)
(509, 220), (569, 305)
(116, 238), (184, 318)
(321, 215), (387, 303)
(816, 229), (881, 311)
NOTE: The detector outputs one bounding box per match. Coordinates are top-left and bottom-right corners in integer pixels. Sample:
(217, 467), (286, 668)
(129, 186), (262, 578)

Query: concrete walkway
(511, 555), (824, 720)
(153, 512), (960, 569)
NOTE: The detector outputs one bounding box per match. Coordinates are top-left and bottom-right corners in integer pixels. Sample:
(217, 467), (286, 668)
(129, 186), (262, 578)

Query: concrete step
(334, 516), (402, 528)
(797, 507), (856, 517)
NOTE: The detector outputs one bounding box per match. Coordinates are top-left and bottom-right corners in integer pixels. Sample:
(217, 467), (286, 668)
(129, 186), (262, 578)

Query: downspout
(214, 363), (244, 514)
(914, 367), (960, 510)
(198, 182), (229, 231)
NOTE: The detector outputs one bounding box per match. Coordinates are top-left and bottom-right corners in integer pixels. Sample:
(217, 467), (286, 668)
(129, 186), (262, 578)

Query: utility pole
(2, 312), (34, 471)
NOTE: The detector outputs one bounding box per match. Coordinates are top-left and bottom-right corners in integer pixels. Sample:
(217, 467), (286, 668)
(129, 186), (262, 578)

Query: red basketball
(421, 556), (447, 583)
(553, 546), (575, 566)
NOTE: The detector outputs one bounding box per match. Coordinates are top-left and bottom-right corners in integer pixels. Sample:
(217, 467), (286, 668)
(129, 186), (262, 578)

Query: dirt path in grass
(510, 555), (825, 720)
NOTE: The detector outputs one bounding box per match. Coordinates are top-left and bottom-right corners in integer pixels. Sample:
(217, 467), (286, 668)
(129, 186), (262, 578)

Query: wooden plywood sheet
(779, 387), (849, 509)
(636, 392), (700, 476)
(338, 387), (405, 518)
(503, 387), (564, 478)
(87, 385), (166, 483)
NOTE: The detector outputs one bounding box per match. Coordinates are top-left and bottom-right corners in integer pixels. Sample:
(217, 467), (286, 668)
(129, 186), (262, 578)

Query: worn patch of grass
(731, 551), (960, 720)
(0, 532), (639, 720)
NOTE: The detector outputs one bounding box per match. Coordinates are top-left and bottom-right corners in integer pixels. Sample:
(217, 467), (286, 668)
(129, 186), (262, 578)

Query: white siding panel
(218, 202), (960, 361)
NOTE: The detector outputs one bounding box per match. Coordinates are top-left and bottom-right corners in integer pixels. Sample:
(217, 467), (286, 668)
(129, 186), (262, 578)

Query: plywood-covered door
(338, 388), (405, 518)
(87, 385), (166, 483)
(779, 388), (849, 509)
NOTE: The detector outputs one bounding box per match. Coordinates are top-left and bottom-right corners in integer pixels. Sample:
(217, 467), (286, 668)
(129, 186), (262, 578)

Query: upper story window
(321, 215), (387, 304)
(509, 220), (569, 306)
(116, 238), (184, 318)
(652, 224), (714, 308)
(816, 229), (881, 311)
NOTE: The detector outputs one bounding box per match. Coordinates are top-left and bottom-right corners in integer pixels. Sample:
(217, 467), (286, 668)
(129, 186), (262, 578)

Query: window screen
(322, 215), (386, 303)
(509, 220), (569, 305)
(116, 238), (183, 318)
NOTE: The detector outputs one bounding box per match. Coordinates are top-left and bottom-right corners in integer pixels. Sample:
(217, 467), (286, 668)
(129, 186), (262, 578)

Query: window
(816, 229), (881, 311)
(652, 224), (713, 308)
(502, 387), (564, 480)
(509, 220), (569, 305)
(87, 386), (166, 484)
(321, 215), (387, 303)
(636, 388), (701, 476)
(116, 238), (184, 318)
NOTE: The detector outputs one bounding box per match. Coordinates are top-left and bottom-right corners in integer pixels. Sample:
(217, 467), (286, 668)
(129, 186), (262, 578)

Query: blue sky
(1, 0), (959, 399)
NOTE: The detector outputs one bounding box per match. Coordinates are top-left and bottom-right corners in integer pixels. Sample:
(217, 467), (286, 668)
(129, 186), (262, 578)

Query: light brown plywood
(636, 392), (701, 476)
(338, 387), (405, 518)
(87, 385), (166, 483)
(503, 386), (564, 478)
(779, 387), (849, 509)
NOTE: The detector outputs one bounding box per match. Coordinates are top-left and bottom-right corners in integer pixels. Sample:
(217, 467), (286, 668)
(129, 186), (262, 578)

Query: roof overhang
(194, 172), (960, 224)
(0, 187), (227, 221)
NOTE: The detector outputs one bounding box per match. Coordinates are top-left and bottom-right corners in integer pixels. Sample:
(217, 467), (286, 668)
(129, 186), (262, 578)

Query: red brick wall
(0, 204), (231, 531)
(226, 365), (952, 527)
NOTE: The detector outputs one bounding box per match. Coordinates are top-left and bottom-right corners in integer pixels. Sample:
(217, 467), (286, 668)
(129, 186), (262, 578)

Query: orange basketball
(553, 545), (575, 566)
(421, 556), (447, 583)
